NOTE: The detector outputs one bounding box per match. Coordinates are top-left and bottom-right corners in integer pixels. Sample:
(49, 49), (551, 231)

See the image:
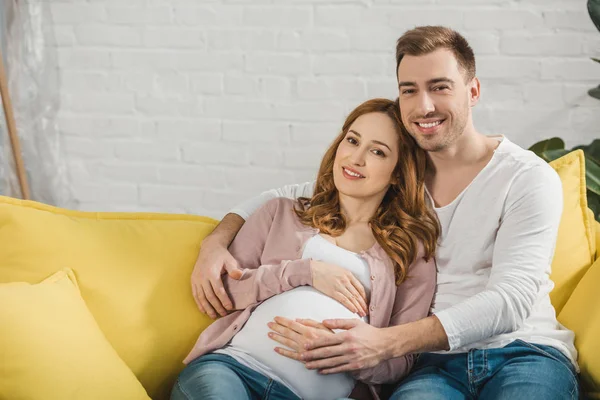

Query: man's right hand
(191, 239), (243, 319)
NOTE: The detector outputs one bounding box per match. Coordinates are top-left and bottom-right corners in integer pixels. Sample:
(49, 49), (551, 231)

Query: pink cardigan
(184, 198), (436, 394)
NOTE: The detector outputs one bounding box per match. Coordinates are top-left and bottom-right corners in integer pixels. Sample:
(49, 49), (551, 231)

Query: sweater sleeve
(351, 249), (437, 384)
(434, 164), (563, 350)
(229, 181), (315, 220)
(222, 199), (313, 310)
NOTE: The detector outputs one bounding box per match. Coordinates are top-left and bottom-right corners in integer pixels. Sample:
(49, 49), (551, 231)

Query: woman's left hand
(268, 317), (391, 374)
(267, 317), (334, 361)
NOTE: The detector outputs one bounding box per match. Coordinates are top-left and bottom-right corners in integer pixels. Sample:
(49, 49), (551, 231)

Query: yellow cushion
(595, 219), (600, 259)
(548, 150), (596, 313)
(558, 256), (600, 398)
(0, 196), (218, 400)
(0, 269), (150, 400)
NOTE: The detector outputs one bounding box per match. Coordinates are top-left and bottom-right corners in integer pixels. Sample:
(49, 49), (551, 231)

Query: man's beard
(414, 129), (457, 152)
(406, 111), (468, 153)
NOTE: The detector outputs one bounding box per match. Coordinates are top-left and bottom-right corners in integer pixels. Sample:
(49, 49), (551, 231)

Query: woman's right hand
(310, 260), (368, 317)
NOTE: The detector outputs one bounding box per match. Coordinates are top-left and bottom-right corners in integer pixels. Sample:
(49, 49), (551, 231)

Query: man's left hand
(268, 317), (391, 374)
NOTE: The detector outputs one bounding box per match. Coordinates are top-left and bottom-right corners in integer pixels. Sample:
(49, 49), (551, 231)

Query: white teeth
(418, 121), (442, 128)
(343, 167), (363, 178)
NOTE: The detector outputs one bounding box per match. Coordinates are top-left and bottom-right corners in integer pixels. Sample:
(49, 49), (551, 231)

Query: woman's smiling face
(333, 112), (400, 201)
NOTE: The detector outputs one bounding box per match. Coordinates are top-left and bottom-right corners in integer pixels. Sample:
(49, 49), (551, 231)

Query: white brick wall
(48, 0), (600, 218)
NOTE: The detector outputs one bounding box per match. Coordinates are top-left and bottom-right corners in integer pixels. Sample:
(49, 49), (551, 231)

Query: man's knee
(480, 346), (579, 400)
(482, 376), (578, 400)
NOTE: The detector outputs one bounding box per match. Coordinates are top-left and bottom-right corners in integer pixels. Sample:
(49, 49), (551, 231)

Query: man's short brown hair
(396, 26), (476, 81)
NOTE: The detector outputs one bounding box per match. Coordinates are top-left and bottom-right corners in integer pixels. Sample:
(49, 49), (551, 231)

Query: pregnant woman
(173, 98), (440, 400)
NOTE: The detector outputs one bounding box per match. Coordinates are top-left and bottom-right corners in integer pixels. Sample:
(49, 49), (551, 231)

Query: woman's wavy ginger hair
(295, 98), (439, 285)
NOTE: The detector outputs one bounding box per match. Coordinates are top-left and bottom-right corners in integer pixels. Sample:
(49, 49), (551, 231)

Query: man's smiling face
(397, 48), (475, 152)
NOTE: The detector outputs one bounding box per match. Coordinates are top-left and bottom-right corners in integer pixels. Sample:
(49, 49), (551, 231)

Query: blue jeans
(170, 353), (301, 400)
(390, 339), (579, 400)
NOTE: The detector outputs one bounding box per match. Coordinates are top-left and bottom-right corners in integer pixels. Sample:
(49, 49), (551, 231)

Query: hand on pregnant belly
(270, 317), (389, 375)
(231, 288), (361, 400)
(310, 260), (368, 317)
(268, 317), (334, 361)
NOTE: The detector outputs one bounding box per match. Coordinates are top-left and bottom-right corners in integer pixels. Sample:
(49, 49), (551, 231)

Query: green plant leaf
(586, 190), (600, 222)
(592, 57), (600, 63)
(584, 155), (600, 196)
(528, 138), (565, 160)
(589, 86), (600, 100)
(542, 148), (569, 162)
(589, 0), (600, 32)
(575, 139), (600, 165)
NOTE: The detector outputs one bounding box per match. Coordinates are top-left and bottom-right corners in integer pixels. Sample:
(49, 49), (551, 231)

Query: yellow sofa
(0, 150), (599, 399)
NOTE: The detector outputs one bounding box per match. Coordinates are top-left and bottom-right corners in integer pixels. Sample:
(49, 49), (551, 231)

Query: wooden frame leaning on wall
(0, 48), (30, 200)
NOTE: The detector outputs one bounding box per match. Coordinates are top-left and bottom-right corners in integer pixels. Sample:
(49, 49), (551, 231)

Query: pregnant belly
(229, 286), (363, 400)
